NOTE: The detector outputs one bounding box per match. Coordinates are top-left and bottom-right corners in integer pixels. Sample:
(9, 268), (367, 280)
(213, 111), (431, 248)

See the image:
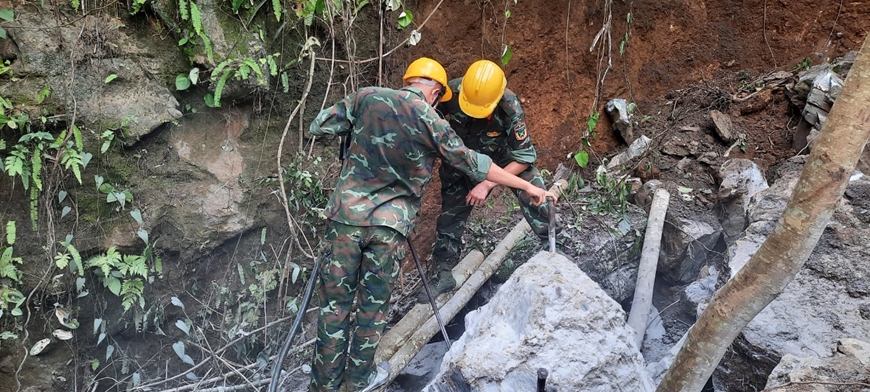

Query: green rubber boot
(417, 271), (456, 303)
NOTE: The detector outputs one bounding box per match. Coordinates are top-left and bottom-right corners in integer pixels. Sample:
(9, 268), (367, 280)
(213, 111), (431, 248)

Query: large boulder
(424, 252), (655, 392)
(714, 157), (870, 392)
(1, 12), (184, 144)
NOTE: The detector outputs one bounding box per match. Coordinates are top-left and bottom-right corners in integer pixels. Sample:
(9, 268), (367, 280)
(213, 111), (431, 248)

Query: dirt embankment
(396, 0), (867, 265)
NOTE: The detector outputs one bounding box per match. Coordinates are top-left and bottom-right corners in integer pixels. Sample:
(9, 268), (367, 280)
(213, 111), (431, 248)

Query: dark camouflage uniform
(433, 78), (553, 270)
(308, 85), (494, 391)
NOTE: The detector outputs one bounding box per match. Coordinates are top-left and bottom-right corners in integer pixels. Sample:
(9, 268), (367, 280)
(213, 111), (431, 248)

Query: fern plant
(85, 247), (149, 311)
(205, 53), (279, 107)
(1, 100), (91, 230)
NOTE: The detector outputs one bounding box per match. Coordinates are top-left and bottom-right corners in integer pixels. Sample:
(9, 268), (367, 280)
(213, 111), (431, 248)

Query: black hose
(268, 257), (321, 392)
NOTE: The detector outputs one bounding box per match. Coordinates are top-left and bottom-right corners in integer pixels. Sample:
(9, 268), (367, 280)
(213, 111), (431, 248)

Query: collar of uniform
(402, 86), (427, 100)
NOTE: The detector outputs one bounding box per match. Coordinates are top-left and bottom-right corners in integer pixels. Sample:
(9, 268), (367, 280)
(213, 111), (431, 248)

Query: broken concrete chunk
(608, 135), (652, 170)
(716, 159), (769, 244)
(606, 98), (636, 144)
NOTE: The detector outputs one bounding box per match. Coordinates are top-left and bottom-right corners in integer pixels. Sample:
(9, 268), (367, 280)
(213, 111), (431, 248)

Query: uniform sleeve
(429, 109), (492, 182)
(309, 91), (358, 137)
(502, 94), (537, 164)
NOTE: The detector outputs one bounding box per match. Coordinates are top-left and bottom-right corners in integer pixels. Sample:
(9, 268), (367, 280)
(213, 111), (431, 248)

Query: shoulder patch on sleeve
(514, 121), (528, 141)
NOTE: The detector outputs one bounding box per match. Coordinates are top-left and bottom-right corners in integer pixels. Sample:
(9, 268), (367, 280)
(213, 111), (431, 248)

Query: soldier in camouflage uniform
(424, 59), (557, 302)
(307, 57), (558, 392)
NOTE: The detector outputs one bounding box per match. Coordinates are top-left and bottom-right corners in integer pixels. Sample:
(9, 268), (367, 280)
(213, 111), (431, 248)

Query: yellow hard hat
(458, 60), (506, 118)
(403, 57), (453, 102)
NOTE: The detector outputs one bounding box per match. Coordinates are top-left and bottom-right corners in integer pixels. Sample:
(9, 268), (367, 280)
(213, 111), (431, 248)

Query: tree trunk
(656, 36), (870, 392)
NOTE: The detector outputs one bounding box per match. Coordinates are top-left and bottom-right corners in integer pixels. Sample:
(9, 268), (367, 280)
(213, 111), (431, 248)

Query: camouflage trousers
(433, 163), (553, 272)
(309, 221), (405, 392)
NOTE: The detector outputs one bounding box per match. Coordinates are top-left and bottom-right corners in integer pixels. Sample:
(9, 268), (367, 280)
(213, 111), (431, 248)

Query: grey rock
(659, 212), (723, 284)
(715, 157), (870, 392)
(568, 204), (646, 303)
(2, 13), (184, 144)
(765, 339), (870, 391)
(710, 110), (735, 143)
(424, 252), (654, 392)
(608, 135), (652, 171)
(606, 98), (635, 144)
(716, 159), (769, 244)
(682, 265), (719, 317)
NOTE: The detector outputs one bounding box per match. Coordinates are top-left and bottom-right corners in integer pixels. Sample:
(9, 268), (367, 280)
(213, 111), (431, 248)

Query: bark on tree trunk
(656, 36), (870, 392)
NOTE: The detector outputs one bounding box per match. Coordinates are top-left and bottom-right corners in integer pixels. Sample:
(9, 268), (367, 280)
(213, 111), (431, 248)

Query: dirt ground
(390, 0), (868, 273)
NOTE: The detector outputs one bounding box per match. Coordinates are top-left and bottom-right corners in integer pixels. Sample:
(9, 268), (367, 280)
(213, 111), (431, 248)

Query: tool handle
(547, 196), (556, 253)
(339, 134), (352, 161)
(536, 368), (548, 392)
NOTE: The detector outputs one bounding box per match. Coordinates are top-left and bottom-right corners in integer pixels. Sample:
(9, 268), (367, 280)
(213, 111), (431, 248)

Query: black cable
(268, 257), (321, 392)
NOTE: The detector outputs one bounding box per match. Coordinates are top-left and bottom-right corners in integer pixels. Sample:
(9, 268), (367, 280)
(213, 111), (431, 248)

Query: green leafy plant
(131, 0), (148, 14)
(397, 9), (412, 29)
(205, 53), (279, 107)
(791, 57), (812, 72)
(85, 247), (148, 311)
(0, 9), (13, 40)
(2, 108), (91, 229)
(499, 0), (515, 65)
(501, 45), (513, 66)
(277, 154), (328, 220)
(0, 220), (24, 319)
(175, 68), (199, 91)
(95, 175), (133, 210)
(573, 150), (589, 168)
(590, 164), (630, 215)
(172, 1), (214, 64)
(619, 12), (632, 56)
(99, 130), (115, 154)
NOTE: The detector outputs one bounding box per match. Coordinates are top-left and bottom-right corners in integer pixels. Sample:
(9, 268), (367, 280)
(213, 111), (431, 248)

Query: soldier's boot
(416, 271), (456, 303)
(359, 361), (391, 392)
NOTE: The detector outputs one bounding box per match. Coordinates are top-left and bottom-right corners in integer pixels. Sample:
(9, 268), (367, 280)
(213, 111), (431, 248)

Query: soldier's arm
(309, 91), (359, 137)
(477, 96), (534, 191)
(502, 93), (537, 165)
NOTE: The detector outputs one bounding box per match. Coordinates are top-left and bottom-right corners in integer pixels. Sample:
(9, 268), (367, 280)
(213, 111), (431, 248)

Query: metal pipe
(547, 196), (556, 253)
(406, 238), (452, 349)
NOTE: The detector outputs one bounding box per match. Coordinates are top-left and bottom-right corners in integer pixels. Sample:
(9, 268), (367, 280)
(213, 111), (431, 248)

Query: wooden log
(626, 187), (670, 348)
(383, 220), (533, 387)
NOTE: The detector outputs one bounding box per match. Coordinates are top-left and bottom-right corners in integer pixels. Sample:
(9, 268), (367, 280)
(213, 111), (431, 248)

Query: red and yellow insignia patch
(486, 131), (501, 137)
(514, 121), (528, 141)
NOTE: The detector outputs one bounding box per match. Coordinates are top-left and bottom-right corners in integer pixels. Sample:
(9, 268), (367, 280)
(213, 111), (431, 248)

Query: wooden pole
(626, 187), (670, 348)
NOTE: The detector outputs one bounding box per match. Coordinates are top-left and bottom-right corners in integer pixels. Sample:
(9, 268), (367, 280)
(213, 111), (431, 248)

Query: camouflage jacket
(310, 86), (494, 236)
(437, 78), (537, 167)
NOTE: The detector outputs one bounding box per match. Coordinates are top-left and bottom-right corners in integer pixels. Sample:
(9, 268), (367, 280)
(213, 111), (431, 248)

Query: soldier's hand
(466, 181), (494, 206)
(528, 188), (558, 206)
